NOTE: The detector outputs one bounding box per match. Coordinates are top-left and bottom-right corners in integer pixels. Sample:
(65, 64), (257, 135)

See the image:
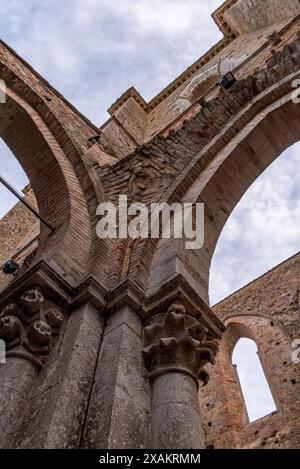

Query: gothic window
(232, 338), (277, 422)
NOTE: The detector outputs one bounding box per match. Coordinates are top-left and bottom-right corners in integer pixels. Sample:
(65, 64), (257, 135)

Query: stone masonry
(0, 0), (299, 449)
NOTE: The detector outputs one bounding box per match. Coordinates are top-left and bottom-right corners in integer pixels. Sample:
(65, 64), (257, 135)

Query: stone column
(81, 305), (151, 449)
(18, 302), (104, 449)
(0, 288), (64, 448)
(142, 302), (220, 449)
(0, 357), (37, 448)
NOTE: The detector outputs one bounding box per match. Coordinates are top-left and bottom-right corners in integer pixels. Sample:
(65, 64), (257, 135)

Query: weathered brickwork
(0, 0), (299, 449)
(200, 253), (300, 449)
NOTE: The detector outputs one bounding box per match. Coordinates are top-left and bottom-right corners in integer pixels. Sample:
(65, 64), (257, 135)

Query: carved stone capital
(0, 287), (64, 368)
(142, 302), (220, 386)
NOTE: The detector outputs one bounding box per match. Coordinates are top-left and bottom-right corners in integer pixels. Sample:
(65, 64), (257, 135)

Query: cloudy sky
(0, 0), (299, 421)
(232, 338), (277, 422)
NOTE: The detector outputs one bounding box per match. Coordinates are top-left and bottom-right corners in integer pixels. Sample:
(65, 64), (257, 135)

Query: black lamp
(2, 259), (19, 275)
(219, 72), (236, 90)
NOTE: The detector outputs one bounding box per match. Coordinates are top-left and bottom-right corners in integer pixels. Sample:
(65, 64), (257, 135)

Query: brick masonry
(0, 0), (299, 449)
(200, 253), (300, 448)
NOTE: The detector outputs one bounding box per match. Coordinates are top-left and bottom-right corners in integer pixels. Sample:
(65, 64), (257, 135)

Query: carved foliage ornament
(0, 288), (63, 368)
(142, 302), (220, 386)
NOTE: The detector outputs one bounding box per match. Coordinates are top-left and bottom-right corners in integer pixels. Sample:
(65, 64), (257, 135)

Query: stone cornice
(106, 37), (231, 116)
(0, 264), (145, 316)
(70, 276), (107, 311)
(108, 87), (148, 115)
(0, 40), (101, 136)
(212, 0), (239, 37)
(213, 251), (300, 310)
(107, 278), (145, 314)
(0, 263), (226, 341)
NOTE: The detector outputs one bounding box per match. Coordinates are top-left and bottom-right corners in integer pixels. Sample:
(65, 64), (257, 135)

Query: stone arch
(0, 83), (92, 286)
(175, 51), (251, 112)
(122, 34), (300, 297)
(143, 70), (300, 303)
(176, 67), (220, 111)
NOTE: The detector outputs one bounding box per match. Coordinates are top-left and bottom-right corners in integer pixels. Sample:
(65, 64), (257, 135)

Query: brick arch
(0, 84), (92, 286)
(123, 34), (300, 297)
(175, 70), (220, 112)
(0, 39), (114, 289)
(221, 322), (257, 358)
(141, 77), (300, 303)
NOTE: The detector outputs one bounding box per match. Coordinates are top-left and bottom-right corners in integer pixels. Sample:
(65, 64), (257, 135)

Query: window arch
(175, 67), (220, 112)
(232, 338), (277, 422)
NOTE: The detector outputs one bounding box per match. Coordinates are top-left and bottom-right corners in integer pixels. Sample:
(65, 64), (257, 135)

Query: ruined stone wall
(199, 253), (300, 449)
(2, 20), (299, 293)
(0, 0), (299, 450)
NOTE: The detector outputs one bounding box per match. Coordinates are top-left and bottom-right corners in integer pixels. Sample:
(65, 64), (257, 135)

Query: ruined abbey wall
(0, 0), (299, 450)
(201, 253), (300, 449)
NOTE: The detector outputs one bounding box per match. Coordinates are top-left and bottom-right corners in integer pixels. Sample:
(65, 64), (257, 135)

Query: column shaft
(82, 305), (151, 449)
(0, 357), (37, 448)
(152, 372), (205, 449)
(18, 302), (103, 448)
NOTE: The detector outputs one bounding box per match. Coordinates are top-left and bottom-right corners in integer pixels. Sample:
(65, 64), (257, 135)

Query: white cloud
(135, 1), (195, 34)
(0, 0), (299, 304)
(0, 0), (224, 122)
(210, 143), (300, 305)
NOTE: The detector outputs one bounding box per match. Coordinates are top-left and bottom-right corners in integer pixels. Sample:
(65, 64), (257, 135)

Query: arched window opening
(0, 138), (29, 218)
(232, 338), (277, 423)
(210, 141), (300, 305)
(0, 138), (39, 274)
(176, 73), (220, 112)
